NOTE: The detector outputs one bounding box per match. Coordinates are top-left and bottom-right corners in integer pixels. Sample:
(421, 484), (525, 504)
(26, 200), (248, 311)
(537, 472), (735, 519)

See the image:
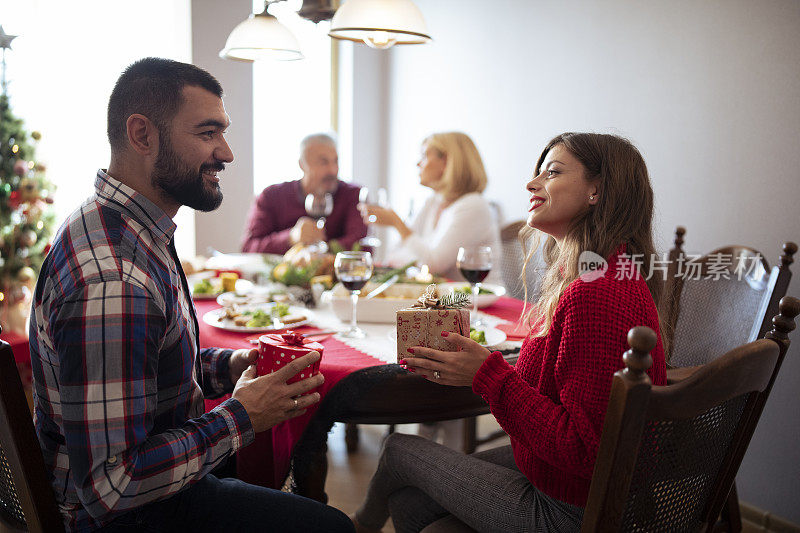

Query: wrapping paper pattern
(258, 333), (324, 392)
(396, 307), (470, 362)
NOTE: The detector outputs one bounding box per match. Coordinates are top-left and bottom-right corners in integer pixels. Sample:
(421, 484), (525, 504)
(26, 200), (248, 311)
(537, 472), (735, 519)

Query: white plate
(387, 326), (507, 348)
(189, 275), (253, 300)
(438, 282), (506, 308)
(202, 304), (313, 333)
(216, 285), (276, 307)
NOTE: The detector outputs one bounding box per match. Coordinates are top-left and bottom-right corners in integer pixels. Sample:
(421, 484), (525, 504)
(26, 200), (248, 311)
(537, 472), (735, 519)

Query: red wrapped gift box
(257, 332), (323, 393)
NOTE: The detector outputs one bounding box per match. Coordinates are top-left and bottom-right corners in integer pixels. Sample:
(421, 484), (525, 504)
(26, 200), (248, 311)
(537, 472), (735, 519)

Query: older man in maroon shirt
(241, 133), (367, 254)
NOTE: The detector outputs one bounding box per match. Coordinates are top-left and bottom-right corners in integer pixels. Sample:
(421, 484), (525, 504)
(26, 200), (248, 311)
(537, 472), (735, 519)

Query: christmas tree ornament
(0, 26), (16, 49)
(13, 158), (27, 176)
(19, 177), (38, 201)
(19, 228), (37, 247)
(16, 265), (35, 287)
(0, 25), (18, 95)
(31, 131), (41, 141)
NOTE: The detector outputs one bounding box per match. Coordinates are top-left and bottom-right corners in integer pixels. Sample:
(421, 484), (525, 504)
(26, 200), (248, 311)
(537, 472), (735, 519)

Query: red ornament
(8, 191), (21, 209)
(43, 243), (52, 256)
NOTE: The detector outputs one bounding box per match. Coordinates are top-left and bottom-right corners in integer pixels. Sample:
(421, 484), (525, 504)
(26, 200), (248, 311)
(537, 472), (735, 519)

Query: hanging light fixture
(328, 0), (432, 50)
(219, 1), (304, 62)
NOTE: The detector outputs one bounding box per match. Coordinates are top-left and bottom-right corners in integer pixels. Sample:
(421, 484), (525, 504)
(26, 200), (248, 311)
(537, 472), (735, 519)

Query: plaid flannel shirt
(28, 170), (254, 531)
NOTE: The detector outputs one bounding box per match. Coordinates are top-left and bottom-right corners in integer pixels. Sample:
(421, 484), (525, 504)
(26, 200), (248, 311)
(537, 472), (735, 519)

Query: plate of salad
(202, 302), (313, 332)
(468, 326), (507, 348)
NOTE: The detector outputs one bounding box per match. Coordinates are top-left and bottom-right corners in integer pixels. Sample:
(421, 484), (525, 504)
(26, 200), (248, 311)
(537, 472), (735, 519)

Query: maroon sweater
(472, 248), (666, 507)
(241, 179), (367, 254)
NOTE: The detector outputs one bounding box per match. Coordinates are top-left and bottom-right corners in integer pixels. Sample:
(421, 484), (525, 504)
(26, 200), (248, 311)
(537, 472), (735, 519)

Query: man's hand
(229, 348), (258, 384)
(401, 332), (491, 387)
(290, 216), (325, 245)
(232, 351), (324, 433)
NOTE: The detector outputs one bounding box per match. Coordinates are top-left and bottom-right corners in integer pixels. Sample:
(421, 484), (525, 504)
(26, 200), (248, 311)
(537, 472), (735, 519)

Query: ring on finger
(433, 370), (441, 380)
(293, 398), (299, 409)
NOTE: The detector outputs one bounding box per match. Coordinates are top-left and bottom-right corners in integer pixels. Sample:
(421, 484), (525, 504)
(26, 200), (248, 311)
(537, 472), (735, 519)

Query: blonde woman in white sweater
(360, 132), (501, 449)
(360, 131), (502, 286)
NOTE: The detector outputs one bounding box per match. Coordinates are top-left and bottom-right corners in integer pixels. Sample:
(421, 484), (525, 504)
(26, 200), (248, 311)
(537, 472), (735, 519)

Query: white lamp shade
(219, 13), (304, 62)
(329, 0), (431, 49)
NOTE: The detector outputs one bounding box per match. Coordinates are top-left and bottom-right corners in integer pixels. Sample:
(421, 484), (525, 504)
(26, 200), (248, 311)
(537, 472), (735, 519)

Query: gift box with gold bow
(395, 285), (470, 362)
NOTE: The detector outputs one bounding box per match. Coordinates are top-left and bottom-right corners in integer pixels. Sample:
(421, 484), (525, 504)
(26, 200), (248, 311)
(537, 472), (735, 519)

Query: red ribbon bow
(280, 331), (306, 346)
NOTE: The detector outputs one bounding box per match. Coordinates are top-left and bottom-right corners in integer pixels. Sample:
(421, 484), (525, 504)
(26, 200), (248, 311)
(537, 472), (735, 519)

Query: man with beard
(240, 133), (367, 254)
(28, 58), (354, 532)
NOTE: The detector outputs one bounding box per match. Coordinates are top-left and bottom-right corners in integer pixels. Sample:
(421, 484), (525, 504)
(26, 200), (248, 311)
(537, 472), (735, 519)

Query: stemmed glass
(457, 246), (493, 327)
(334, 251), (374, 338)
(304, 192), (334, 251)
(358, 186), (388, 248)
(304, 192), (334, 230)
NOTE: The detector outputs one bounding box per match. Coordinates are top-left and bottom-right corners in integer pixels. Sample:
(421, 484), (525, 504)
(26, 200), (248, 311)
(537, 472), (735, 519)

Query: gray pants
(355, 433), (583, 533)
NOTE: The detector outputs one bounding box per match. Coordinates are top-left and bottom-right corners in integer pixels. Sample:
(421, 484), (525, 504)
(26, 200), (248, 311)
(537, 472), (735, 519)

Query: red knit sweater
(472, 247), (666, 507)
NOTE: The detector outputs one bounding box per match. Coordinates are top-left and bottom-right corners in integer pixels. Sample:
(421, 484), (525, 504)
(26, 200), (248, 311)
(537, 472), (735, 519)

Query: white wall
(376, 0), (800, 522)
(0, 0), (195, 255)
(191, 0), (254, 255)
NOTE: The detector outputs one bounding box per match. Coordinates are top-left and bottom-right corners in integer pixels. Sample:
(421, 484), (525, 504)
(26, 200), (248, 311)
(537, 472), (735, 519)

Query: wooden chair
(420, 297), (799, 533)
(660, 226), (796, 367)
(0, 333), (64, 532)
(658, 229), (796, 531)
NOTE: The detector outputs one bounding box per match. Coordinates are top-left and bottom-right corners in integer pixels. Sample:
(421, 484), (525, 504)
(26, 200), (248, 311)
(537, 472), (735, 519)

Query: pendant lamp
(219, 2), (304, 62)
(328, 0), (431, 50)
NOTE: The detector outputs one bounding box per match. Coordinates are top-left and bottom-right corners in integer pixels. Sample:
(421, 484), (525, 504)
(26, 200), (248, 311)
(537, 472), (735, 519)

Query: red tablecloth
(196, 297), (527, 488)
(1, 330), (32, 390)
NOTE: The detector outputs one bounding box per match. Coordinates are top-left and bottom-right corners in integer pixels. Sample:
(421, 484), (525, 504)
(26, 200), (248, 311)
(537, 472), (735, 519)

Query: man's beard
(151, 132), (224, 212)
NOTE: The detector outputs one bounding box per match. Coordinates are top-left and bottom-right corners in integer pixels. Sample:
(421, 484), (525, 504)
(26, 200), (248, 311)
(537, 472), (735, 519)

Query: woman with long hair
(360, 131), (502, 285)
(351, 133), (667, 533)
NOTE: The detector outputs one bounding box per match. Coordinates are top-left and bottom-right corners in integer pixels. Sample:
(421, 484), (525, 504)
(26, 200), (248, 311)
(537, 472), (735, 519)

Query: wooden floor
(325, 416), (510, 533)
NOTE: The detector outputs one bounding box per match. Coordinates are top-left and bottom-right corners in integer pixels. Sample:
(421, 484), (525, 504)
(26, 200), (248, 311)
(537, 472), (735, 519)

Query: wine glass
(358, 186), (388, 248)
(304, 192), (334, 230)
(457, 245), (492, 327)
(334, 251), (374, 338)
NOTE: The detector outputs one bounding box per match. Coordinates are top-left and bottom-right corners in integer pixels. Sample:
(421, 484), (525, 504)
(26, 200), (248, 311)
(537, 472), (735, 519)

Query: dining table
(197, 294), (530, 502)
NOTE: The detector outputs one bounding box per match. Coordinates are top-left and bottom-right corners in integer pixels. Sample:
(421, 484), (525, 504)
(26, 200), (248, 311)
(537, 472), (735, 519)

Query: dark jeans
(100, 474), (354, 532)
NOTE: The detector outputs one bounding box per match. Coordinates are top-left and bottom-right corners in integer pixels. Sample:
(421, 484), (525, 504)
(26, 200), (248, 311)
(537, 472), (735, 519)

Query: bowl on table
(322, 282), (430, 323)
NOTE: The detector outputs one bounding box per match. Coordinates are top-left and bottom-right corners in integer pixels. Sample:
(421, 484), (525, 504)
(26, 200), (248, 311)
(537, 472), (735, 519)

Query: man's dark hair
(107, 57), (223, 152)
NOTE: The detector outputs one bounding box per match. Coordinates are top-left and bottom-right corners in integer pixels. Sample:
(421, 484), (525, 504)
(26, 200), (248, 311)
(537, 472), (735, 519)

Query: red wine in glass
(456, 246), (493, 327)
(334, 251), (374, 338)
(459, 267), (490, 284)
(340, 276), (370, 291)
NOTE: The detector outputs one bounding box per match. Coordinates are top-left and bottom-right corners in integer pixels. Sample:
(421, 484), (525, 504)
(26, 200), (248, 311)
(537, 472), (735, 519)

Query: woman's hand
(358, 203), (398, 226)
(400, 331), (492, 387)
(358, 203), (413, 239)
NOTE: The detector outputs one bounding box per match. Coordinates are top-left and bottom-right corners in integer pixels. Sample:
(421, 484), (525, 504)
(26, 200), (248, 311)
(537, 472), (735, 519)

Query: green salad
(192, 278), (218, 295)
(469, 327), (486, 344)
(454, 286), (495, 296)
(242, 303), (290, 328)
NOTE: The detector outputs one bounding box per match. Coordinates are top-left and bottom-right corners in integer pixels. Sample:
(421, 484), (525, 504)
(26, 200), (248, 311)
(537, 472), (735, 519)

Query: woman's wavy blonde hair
(423, 132), (487, 201)
(521, 132), (661, 337)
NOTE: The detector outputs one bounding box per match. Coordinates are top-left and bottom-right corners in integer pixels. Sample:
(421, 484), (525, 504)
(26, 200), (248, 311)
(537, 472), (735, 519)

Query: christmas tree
(0, 94), (56, 297)
(0, 25), (56, 321)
